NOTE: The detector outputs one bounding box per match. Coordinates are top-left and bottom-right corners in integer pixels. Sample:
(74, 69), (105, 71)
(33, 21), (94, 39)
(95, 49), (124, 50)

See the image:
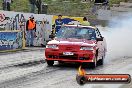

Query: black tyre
(89, 56), (97, 69)
(58, 61), (64, 64)
(98, 57), (104, 65)
(47, 60), (54, 66)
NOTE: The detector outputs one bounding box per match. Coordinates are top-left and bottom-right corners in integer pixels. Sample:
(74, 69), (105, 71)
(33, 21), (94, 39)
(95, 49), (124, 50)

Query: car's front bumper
(46, 58), (94, 63)
(45, 49), (95, 63)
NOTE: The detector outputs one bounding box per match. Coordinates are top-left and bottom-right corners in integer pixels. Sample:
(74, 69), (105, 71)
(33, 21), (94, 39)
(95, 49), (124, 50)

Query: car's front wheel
(58, 61), (64, 64)
(89, 56), (97, 69)
(46, 60), (54, 66)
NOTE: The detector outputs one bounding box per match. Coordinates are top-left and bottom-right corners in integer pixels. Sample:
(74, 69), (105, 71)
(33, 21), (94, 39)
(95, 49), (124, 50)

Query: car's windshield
(56, 26), (96, 40)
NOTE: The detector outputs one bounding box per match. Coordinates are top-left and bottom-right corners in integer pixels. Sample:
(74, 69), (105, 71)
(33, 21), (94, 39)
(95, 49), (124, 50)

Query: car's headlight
(80, 46), (94, 50)
(46, 44), (59, 49)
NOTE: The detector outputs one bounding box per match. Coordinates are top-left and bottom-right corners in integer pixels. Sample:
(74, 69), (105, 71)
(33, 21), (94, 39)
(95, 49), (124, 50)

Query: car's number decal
(63, 52), (74, 55)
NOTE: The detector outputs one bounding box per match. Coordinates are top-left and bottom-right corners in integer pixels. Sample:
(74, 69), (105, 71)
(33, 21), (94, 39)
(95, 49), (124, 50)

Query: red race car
(45, 25), (107, 68)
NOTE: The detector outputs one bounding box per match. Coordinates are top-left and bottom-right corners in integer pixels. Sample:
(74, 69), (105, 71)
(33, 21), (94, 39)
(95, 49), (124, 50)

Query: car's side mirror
(49, 35), (55, 39)
(96, 37), (103, 41)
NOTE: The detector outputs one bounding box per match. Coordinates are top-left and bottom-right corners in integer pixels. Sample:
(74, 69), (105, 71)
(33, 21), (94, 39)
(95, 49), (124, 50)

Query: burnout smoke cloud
(101, 13), (132, 61)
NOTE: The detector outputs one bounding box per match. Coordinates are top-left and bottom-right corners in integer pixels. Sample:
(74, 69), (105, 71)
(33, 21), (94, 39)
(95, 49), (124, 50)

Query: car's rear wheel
(46, 60), (54, 66)
(98, 57), (104, 65)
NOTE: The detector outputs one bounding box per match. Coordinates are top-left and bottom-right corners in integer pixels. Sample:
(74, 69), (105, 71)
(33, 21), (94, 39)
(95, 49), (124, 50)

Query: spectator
(55, 15), (64, 33)
(102, 0), (109, 5)
(3, 0), (13, 11)
(36, 0), (42, 14)
(102, 0), (109, 9)
(94, 0), (103, 3)
(94, 0), (109, 4)
(26, 15), (36, 46)
(82, 17), (90, 26)
(29, 0), (36, 13)
(2, 0), (6, 10)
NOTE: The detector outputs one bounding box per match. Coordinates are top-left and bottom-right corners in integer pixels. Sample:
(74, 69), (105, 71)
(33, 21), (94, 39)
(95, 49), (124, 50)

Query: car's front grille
(59, 45), (80, 51)
(59, 54), (78, 60)
(48, 55), (59, 59)
(65, 47), (74, 50)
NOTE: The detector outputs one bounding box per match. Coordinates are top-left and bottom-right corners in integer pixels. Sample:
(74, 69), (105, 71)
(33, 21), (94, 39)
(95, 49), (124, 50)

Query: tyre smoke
(100, 13), (132, 61)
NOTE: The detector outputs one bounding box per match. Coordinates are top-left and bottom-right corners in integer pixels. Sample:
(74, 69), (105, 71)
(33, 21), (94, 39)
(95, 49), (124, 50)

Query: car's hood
(48, 38), (96, 46)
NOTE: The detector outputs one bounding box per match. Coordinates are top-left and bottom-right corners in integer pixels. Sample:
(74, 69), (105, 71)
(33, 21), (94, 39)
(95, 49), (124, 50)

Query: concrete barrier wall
(0, 10), (53, 46)
(0, 11), (85, 48)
